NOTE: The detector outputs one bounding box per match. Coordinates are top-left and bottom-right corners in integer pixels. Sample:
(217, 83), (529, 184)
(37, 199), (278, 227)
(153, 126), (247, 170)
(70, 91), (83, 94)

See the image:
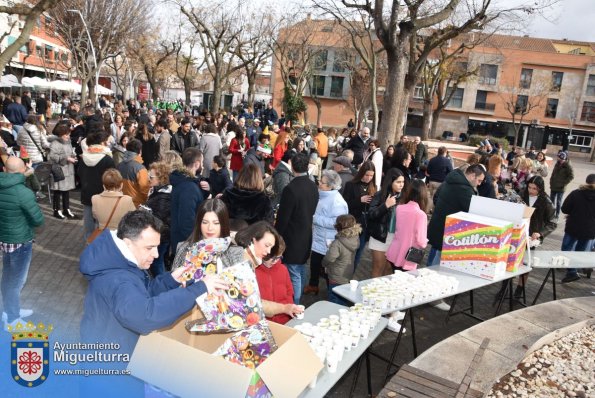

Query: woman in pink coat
(386, 179), (429, 270)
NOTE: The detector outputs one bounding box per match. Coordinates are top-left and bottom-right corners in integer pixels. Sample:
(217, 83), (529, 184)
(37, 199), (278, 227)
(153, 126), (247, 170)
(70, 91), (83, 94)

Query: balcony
(474, 102), (496, 111)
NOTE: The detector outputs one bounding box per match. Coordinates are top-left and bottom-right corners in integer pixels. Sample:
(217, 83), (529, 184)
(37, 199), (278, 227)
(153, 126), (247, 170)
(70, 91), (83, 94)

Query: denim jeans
(354, 229), (368, 271)
(561, 233), (594, 277)
(550, 191), (564, 217)
(427, 247), (441, 267)
(285, 263), (307, 304)
(83, 205), (97, 242)
(1, 242), (33, 323)
(328, 283), (350, 306)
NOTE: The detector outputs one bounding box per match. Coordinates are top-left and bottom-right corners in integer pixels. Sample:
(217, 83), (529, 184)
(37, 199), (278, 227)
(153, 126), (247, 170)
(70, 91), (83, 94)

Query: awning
(0, 74), (22, 87)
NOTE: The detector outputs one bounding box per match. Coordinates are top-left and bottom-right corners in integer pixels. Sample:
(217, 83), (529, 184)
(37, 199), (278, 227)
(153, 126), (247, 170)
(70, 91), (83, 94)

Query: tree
(232, 9), (276, 106)
(50, 0), (150, 105)
(333, 0), (556, 149)
(0, 0), (62, 74)
(180, 0), (255, 113)
(500, 77), (548, 147)
(129, 37), (179, 101)
(174, 32), (202, 105)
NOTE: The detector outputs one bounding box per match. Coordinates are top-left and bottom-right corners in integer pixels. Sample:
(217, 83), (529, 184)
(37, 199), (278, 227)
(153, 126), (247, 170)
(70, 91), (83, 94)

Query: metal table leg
(383, 308), (410, 384)
(349, 355), (364, 398)
(495, 279), (510, 316)
(410, 307), (418, 358)
(531, 268), (552, 305)
(366, 351), (372, 397)
(552, 269), (557, 300)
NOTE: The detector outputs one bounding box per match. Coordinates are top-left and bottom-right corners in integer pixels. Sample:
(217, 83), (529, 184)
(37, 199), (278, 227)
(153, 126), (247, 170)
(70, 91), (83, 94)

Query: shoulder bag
(24, 127), (65, 182)
(405, 247), (425, 264)
(87, 197), (122, 244)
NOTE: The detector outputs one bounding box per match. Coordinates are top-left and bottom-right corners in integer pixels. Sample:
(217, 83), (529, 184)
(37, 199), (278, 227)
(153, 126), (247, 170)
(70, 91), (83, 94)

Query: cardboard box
(128, 309), (323, 398)
(441, 211), (513, 280)
(468, 196), (535, 272)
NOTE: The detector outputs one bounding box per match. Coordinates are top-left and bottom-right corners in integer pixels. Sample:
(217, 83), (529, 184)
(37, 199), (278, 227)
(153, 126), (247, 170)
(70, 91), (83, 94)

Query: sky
(522, 0), (595, 42)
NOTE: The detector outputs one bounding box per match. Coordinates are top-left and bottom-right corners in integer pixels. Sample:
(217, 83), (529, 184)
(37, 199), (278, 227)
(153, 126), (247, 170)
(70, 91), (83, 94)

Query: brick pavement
(0, 152), (592, 397)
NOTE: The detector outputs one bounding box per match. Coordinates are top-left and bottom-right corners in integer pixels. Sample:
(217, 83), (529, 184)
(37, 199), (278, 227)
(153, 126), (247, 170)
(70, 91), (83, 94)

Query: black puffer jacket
(221, 187), (274, 224)
(521, 191), (556, 241)
(145, 185), (172, 243)
(562, 184), (595, 240)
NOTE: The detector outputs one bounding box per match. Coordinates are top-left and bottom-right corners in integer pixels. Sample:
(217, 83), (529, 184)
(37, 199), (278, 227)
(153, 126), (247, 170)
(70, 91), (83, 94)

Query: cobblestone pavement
(0, 152), (593, 397)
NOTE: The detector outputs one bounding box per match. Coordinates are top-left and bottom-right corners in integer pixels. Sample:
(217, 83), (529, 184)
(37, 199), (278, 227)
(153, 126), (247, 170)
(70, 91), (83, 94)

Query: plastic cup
(349, 280), (359, 291)
(326, 350), (339, 373)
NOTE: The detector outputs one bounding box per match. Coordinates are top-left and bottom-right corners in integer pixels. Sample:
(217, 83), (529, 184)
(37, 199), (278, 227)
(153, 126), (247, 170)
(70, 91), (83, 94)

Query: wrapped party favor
(179, 237), (232, 282)
(213, 321), (278, 369)
(186, 261), (266, 333)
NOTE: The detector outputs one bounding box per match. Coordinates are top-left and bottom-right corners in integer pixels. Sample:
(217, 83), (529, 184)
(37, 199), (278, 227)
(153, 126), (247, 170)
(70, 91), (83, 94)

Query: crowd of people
(0, 96), (593, 363)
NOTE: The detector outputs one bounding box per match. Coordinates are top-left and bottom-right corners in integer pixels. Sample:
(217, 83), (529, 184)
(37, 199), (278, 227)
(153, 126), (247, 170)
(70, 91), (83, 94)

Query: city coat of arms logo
(8, 321), (53, 387)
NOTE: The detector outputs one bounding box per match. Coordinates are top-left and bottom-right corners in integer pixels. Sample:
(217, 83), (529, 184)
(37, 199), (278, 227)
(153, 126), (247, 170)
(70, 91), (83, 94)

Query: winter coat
(386, 201), (428, 270)
(4, 102), (28, 125)
(221, 187), (274, 225)
(314, 133), (329, 158)
(229, 137), (250, 171)
(427, 155), (453, 183)
(79, 229), (209, 357)
(208, 167), (232, 196)
(48, 135), (76, 191)
(427, 168), (477, 250)
(243, 147), (265, 176)
(342, 180), (372, 225)
(562, 184), (595, 240)
(272, 143), (287, 168)
(155, 130), (171, 161)
(312, 189), (349, 255)
(170, 169), (205, 254)
(198, 132), (222, 177)
(322, 223), (361, 285)
(550, 161), (574, 192)
(136, 134), (157, 168)
(78, 147), (115, 206)
(145, 185), (172, 244)
(521, 191), (556, 241)
(272, 161), (293, 206)
(367, 191), (400, 243)
(414, 143), (428, 168)
(91, 191), (137, 230)
(478, 172), (497, 199)
(344, 134), (368, 166)
(170, 129), (199, 154)
(17, 123), (50, 164)
(0, 172), (44, 243)
(116, 151), (150, 207)
(255, 260), (294, 325)
(276, 175), (319, 264)
(337, 169), (354, 194)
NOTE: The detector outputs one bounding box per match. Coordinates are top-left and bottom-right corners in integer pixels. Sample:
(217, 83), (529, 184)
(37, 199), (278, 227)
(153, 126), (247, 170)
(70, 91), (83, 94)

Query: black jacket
(78, 153), (115, 206)
(170, 129), (199, 154)
(426, 155), (453, 183)
(427, 169), (476, 249)
(562, 184), (595, 240)
(344, 135), (368, 166)
(145, 185), (172, 243)
(521, 191), (556, 241)
(221, 187), (274, 225)
(342, 180), (371, 225)
(367, 191), (400, 243)
(477, 173), (497, 199)
(208, 167), (232, 196)
(275, 175), (318, 264)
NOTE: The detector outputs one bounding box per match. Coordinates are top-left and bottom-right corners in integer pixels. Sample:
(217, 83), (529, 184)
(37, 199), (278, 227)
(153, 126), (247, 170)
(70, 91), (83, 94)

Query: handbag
(87, 197), (122, 244)
(405, 247), (425, 264)
(23, 127), (65, 182)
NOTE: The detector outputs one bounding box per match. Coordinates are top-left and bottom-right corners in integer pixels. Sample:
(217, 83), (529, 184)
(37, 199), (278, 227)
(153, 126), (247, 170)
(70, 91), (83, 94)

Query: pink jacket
(385, 201), (428, 270)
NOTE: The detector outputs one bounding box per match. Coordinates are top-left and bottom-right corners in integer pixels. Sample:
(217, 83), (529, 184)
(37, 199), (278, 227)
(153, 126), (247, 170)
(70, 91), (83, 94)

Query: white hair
(322, 169), (342, 190)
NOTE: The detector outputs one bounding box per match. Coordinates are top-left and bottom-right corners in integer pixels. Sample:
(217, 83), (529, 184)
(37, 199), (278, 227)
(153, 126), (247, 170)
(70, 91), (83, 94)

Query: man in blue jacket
(79, 210), (227, 395)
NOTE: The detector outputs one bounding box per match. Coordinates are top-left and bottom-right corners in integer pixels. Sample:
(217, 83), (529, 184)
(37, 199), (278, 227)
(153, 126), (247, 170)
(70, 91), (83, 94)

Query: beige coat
(91, 191), (136, 230)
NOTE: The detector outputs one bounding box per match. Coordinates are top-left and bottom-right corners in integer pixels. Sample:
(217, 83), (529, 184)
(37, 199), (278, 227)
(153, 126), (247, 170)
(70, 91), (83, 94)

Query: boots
(53, 209), (65, 219)
(65, 209), (77, 219)
(513, 285), (524, 300)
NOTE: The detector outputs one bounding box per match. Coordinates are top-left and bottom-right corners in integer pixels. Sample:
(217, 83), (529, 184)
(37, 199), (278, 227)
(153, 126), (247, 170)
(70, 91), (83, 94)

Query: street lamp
(67, 9), (99, 108)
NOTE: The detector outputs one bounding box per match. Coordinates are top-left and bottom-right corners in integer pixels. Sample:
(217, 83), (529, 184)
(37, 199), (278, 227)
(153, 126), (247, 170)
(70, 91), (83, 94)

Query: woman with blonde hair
(91, 168), (136, 231)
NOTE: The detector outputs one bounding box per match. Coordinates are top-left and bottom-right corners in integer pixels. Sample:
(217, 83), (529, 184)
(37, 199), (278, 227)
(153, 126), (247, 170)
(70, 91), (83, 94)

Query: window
(310, 75), (326, 96)
(569, 134), (592, 148)
(545, 98), (558, 118)
(474, 90), (494, 110)
(515, 95), (528, 113)
(312, 49), (328, 71)
(580, 101), (595, 122)
(413, 85), (424, 99)
(332, 50), (352, 72)
(551, 71), (563, 91)
(456, 62), (468, 73)
(35, 45), (43, 58)
(61, 52), (68, 63)
(45, 45), (53, 61)
(586, 74), (595, 96)
(447, 88), (464, 108)
(520, 68), (533, 89)
(330, 76), (345, 98)
(287, 49), (299, 63)
(478, 64), (498, 85)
